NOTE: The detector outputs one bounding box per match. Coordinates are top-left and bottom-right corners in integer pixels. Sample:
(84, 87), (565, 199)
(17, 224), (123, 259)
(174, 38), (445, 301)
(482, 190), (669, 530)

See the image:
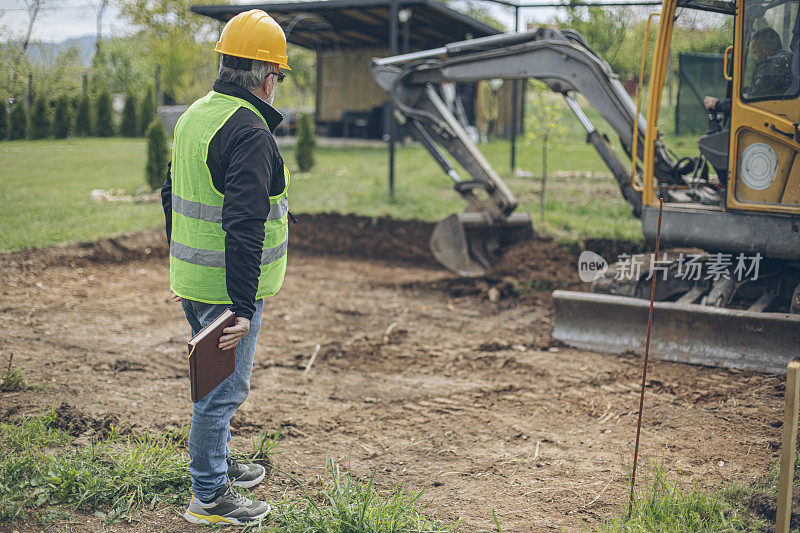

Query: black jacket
(713, 51), (793, 115)
(750, 50), (792, 98)
(161, 81), (285, 321)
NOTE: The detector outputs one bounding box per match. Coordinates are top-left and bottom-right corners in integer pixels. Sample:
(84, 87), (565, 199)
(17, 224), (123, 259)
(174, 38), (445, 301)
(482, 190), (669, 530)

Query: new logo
(578, 251), (608, 283)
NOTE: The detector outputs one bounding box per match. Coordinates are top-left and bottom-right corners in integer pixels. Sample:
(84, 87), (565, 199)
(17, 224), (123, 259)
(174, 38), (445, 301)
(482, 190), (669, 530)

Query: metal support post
(155, 64), (162, 106)
(510, 6), (521, 173)
(387, 0), (399, 197)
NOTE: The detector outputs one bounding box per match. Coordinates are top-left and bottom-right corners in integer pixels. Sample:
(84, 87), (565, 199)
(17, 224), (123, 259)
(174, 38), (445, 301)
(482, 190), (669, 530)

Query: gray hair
(217, 56), (278, 90)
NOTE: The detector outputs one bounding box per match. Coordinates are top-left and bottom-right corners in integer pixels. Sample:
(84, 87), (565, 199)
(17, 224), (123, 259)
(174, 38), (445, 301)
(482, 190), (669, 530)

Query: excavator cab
(636, 0), (800, 291)
(645, 0), (800, 204)
(699, 0), (800, 189)
(730, 0), (800, 210)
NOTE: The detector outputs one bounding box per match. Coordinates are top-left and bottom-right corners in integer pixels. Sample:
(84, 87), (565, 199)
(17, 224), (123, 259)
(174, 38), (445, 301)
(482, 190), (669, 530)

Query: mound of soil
(744, 491), (800, 529)
(289, 213), (438, 267)
(1, 213), (439, 272)
(53, 402), (129, 439)
(0, 212), (644, 309)
(492, 238), (581, 289)
(0, 229), (168, 272)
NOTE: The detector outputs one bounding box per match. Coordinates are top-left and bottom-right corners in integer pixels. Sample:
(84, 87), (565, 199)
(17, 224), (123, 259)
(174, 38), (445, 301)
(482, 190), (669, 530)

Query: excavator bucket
(552, 290), (800, 373)
(430, 211), (534, 277)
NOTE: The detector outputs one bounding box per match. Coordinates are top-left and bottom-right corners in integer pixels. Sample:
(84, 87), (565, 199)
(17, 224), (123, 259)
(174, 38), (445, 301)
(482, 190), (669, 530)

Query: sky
(0, 0), (558, 43)
(0, 0), (128, 42)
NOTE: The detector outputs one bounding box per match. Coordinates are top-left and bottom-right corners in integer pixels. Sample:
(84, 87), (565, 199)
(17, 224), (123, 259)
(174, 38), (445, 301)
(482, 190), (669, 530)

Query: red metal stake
(629, 195), (664, 513)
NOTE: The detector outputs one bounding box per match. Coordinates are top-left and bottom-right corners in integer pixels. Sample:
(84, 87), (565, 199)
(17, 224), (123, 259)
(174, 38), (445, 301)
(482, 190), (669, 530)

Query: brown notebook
(188, 309), (236, 403)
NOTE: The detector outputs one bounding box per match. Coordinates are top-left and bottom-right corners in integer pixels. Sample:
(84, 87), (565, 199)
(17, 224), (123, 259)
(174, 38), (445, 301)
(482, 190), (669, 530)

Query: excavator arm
(372, 27), (688, 232)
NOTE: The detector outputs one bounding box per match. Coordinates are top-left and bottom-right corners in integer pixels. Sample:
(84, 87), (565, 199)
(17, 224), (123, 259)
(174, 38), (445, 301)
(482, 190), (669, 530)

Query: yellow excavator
(372, 0), (800, 372)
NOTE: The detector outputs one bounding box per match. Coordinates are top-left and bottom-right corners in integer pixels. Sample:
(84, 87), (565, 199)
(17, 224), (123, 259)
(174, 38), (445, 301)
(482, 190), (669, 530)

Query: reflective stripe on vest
(172, 194), (288, 223)
(170, 240), (288, 268)
(168, 90), (289, 305)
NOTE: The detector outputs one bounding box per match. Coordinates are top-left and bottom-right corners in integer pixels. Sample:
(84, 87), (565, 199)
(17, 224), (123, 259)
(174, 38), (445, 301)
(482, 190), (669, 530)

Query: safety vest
(169, 91), (289, 304)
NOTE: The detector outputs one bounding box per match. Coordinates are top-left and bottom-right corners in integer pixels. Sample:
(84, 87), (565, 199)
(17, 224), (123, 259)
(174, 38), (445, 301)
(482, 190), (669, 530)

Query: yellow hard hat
(214, 9), (291, 71)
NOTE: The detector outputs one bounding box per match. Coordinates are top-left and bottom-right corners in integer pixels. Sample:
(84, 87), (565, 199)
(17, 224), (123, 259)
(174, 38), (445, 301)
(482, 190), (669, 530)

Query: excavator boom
(371, 28), (692, 274)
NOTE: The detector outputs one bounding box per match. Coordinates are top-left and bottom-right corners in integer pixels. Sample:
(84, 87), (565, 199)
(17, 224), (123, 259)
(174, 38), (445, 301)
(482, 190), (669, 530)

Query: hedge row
(1, 88), (157, 141)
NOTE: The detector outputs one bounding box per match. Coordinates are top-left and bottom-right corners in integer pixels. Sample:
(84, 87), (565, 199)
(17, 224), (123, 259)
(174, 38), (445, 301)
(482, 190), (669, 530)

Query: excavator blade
(552, 290), (800, 374)
(430, 212), (534, 277)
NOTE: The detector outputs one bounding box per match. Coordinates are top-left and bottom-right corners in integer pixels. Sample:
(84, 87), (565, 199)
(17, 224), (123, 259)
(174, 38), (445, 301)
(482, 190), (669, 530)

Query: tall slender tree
(295, 112), (316, 171)
(94, 89), (114, 137)
(0, 100), (7, 140)
(120, 92), (138, 137)
(139, 86), (156, 135)
(54, 95), (72, 138)
(30, 94), (51, 139)
(145, 118), (168, 190)
(9, 102), (28, 140)
(75, 94), (91, 136)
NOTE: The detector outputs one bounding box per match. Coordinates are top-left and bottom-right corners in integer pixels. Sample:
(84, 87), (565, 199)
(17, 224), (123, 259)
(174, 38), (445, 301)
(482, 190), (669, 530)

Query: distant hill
(25, 35), (96, 66)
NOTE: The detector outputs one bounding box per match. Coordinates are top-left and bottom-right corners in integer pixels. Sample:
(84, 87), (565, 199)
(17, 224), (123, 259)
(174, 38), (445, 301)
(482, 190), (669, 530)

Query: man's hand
(170, 289), (181, 303)
(704, 96), (719, 112)
(219, 317), (250, 351)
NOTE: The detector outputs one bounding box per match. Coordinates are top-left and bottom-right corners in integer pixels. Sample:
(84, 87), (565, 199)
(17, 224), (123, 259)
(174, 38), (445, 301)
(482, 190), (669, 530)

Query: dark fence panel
(676, 53), (726, 135)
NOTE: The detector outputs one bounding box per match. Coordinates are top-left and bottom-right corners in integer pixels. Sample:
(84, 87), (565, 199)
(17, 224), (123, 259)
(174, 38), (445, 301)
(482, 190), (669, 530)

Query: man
(704, 27), (792, 114)
(160, 9), (291, 526)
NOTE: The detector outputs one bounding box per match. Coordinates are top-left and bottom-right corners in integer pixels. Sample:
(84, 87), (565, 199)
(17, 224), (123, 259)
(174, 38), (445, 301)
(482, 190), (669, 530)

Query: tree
(2, 41), (85, 103)
(295, 112), (316, 172)
(120, 92), (138, 136)
(30, 94), (51, 139)
(525, 80), (566, 221)
(286, 45), (314, 101)
(93, 0), (109, 54)
(444, 0), (505, 30)
(54, 95), (72, 138)
(145, 118), (168, 190)
(9, 102), (28, 140)
(20, 0), (46, 55)
(139, 86), (156, 135)
(90, 34), (152, 94)
(556, 7), (630, 77)
(75, 94), (92, 136)
(0, 100), (7, 140)
(11, 0), (47, 90)
(117, 0), (226, 103)
(94, 89), (114, 137)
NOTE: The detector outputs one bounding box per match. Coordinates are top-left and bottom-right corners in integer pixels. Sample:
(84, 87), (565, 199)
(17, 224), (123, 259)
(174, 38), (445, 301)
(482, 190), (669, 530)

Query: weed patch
(600, 462), (766, 532)
(244, 462), (456, 533)
(1, 409), (71, 454)
(1, 413), (455, 531)
(1, 354), (29, 392)
(0, 415), (189, 524)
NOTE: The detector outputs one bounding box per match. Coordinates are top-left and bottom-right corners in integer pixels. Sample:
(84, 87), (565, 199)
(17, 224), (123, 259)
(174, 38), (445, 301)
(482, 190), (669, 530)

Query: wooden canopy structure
(192, 0), (504, 137)
(192, 0), (501, 50)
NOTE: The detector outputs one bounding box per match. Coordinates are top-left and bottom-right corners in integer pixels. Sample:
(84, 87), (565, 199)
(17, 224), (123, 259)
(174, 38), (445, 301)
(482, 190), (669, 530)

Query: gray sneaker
(183, 484), (270, 526)
(227, 457), (267, 488)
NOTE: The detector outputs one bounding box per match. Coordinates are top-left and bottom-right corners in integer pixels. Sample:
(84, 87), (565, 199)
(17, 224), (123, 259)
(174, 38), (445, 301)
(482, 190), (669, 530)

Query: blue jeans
(181, 298), (264, 501)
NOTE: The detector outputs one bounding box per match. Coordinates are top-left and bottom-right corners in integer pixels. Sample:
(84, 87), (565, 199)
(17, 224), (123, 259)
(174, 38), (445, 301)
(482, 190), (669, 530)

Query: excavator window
(741, 0), (800, 101)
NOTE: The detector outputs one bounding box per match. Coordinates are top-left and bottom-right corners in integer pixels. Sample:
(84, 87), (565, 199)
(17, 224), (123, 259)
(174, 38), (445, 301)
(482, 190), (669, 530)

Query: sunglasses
(266, 71), (285, 83)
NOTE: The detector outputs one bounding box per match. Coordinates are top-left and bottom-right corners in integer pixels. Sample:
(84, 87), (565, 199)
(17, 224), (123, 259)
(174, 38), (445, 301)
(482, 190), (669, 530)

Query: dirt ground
(0, 214), (786, 532)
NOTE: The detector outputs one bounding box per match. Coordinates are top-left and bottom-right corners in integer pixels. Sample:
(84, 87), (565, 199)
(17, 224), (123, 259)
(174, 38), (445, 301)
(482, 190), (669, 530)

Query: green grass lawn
(0, 103), (701, 252)
(1, 138), (159, 252)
